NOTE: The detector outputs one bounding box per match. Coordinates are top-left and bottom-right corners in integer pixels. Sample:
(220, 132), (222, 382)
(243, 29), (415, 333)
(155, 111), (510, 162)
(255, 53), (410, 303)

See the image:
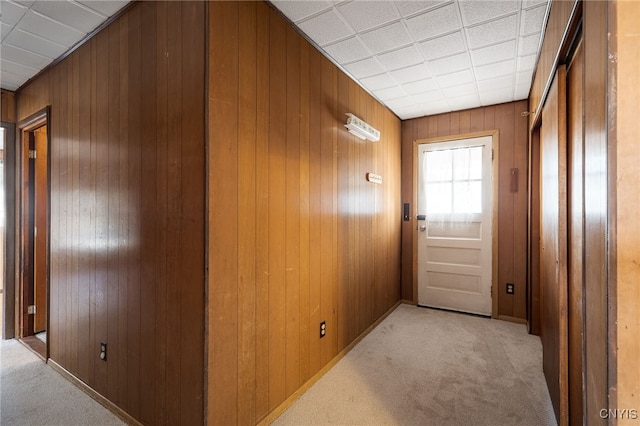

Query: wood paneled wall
(613, 0), (640, 416)
(401, 101), (528, 319)
(207, 2), (402, 424)
(15, 2), (206, 424)
(1, 90), (15, 123)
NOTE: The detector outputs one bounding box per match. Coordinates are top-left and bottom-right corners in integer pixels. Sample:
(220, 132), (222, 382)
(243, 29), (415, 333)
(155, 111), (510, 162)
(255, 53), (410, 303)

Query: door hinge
(28, 149), (37, 159)
(27, 305), (36, 315)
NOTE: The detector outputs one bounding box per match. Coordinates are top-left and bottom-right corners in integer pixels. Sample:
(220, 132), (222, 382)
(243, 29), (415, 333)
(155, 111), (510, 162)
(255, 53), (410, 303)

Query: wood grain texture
(1, 90), (16, 122)
(401, 102), (529, 320)
(613, 0), (640, 419)
(15, 2), (206, 424)
(540, 66), (568, 426)
(207, 3), (402, 424)
(566, 40), (584, 426)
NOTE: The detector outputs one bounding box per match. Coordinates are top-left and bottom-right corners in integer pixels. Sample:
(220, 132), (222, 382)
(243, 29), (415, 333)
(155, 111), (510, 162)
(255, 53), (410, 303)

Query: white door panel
(417, 136), (493, 315)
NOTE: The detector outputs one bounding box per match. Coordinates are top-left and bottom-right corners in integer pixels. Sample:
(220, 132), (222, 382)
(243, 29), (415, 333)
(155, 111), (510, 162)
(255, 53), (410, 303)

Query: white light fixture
(345, 113), (380, 142)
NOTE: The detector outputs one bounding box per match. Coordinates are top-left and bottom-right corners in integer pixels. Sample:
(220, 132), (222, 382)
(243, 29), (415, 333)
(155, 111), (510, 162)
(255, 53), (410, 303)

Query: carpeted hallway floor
(273, 304), (557, 426)
(0, 338), (124, 426)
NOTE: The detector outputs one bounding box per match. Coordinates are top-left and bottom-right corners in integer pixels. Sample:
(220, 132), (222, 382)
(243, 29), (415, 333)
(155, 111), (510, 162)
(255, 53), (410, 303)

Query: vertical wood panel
(16, 2), (206, 425)
(208, 4), (402, 424)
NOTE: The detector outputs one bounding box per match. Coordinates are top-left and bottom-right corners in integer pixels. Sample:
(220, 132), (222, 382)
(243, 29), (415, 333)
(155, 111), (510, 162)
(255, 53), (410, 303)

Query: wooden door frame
(1, 121), (16, 340)
(17, 107), (50, 358)
(412, 129), (500, 318)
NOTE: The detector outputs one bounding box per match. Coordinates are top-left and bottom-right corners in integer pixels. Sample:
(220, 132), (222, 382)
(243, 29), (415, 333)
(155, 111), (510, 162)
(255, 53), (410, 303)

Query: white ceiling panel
(0, 0), (129, 91)
(471, 40), (517, 66)
(377, 45), (423, 71)
(76, 0), (128, 17)
(336, 1), (399, 32)
(447, 93), (481, 110)
(299, 9), (354, 46)
(270, 0), (332, 22)
(384, 96), (416, 110)
(344, 57), (385, 79)
(443, 82), (477, 98)
(428, 52), (470, 76)
(20, 10), (84, 46)
(475, 59), (515, 80)
(521, 4), (547, 35)
(477, 74), (514, 93)
(418, 31), (466, 61)
(1, 42), (50, 69)
(435, 68), (474, 88)
(459, 0), (519, 26)
(389, 64), (431, 84)
(374, 85), (408, 102)
(412, 89), (445, 104)
(1, 22), (13, 41)
(405, 3), (461, 42)
(465, 13), (518, 49)
(401, 78), (438, 95)
(395, 1), (448, 18)
(324, 36), (371, 64)
(359, 21), (413, 54)
(517, 54), (537, 72)
(31, 1), (106, 33)
(518, 32), (541, 56)
(360, 73), (396, 91)
(3, 28), (66, 59)
(0, 1), (29, 26)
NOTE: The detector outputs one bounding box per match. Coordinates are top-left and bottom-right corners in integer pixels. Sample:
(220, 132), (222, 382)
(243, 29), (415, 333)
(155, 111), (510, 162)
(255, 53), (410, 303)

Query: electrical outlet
(506, 283), (515, 294)
(319, 321), (326, 338)
(100, 342), (107, 361)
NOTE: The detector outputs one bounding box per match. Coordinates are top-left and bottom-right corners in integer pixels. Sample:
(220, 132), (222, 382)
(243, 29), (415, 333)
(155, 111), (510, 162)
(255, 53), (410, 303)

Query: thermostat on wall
(366, 173), (383, 184)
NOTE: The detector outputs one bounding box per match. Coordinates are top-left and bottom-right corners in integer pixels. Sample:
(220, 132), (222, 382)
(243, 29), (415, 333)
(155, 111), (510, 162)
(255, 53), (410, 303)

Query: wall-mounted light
(345, 113), (380, 142)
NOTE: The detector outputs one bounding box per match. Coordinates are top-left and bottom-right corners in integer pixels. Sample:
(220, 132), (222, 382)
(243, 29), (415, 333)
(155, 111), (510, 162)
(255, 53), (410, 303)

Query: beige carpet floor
(0, 339), (124, 426)
(273, 304), (557, 426)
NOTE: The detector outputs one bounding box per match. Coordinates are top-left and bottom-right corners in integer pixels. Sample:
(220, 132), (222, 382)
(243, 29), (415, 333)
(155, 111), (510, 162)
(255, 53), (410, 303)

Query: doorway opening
(414, 133), (499, 317)
(18, 108), (50, 359)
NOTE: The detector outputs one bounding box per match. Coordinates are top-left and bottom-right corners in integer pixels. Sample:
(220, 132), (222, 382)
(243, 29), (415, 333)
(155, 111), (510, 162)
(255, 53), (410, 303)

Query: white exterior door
(417, 136), (493, 315)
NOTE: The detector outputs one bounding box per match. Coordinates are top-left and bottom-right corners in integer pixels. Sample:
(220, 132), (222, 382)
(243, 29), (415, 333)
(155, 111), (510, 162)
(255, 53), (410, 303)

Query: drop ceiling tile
(0, 0), (28, 26)
(1, 57), (38, 76)
(376, 45), (423, 71)
(421, 103), (450, 116)
(374, 85), (407, 101)
(392, 104), (425, 120)
(465, 13), (518, 49)
(0, 69), (24, 90)
(324, 36), (371, 64)
(402, 78), (438, 94)
(360, 73), (396, 91)
(475, 59), (514, 80)
(518, 33), (541, 56)
(389, 63), (431, 84)
(271, 1), (332, 23)
(337, 1), (399, 32)
(477, 74), (513, 92)
(442, 82), (477, 98)
(344, 57), (385, 79)
(479, 90), (511, 106)
(514, 83), (530, 99)
(418, 31), (466, 61)
(521, 4), (547, 36)
(19, 10), (84, 46)
(516, 70), (533, 87)
(459, 1), (519, 26)
(405, 3), (460, 41)
(517, 54), (537, 72)
(412, 89), (445, 104)
(436, 68), (474, 87)
(395, 1), (447, 18)
(76, 1), (128, 17)
(428, 52), (470, 76)
(1, 22), (12, 41)
(359, 21), (412, 54)
(13, 0), (35, 6)
(298, 9), (354, 46)
(524, 0), (547, 8)
(448, 93), (481, 110)
(1, 42), (51, 69)
(3, 27), (66, 59)
(384, 96), (415, 110)
(32, 0), (106, 33)
(471, 40), (516, 66)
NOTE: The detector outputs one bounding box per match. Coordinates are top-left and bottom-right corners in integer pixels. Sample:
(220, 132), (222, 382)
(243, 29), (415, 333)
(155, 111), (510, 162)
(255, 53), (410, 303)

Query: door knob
(419, 225), (427, 231)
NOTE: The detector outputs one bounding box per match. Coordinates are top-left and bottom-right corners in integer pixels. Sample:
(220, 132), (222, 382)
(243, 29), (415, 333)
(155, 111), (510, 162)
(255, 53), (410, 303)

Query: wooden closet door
(540, 64), (569, 426)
